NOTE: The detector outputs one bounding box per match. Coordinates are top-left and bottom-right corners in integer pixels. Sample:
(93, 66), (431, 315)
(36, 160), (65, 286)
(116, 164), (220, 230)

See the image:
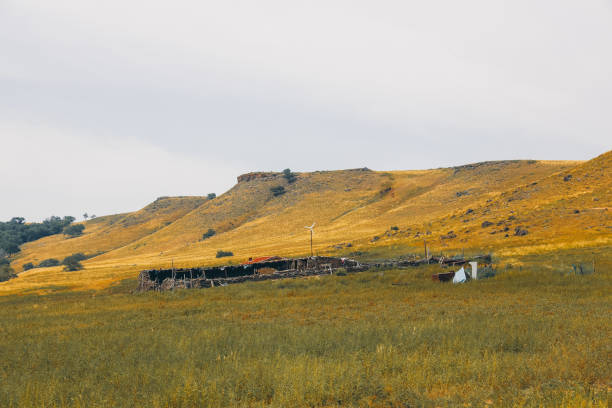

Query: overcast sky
(1, 1), (611, 221)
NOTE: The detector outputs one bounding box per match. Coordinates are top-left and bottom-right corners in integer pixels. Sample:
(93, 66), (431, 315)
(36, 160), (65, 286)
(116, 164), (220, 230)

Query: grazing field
(1, 251), (610, 407)
(0, 153), (609, 406)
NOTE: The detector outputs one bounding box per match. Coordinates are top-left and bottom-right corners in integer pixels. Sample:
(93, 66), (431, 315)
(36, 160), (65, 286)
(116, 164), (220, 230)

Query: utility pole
(423, 240), (428, 261)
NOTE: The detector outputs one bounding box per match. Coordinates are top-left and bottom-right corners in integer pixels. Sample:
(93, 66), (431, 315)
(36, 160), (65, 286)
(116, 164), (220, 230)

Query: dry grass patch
(0, 251), (610, 407)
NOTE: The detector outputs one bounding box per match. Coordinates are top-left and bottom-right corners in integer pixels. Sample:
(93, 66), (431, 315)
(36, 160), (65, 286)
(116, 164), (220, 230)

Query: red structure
(242, 256), (283, 265)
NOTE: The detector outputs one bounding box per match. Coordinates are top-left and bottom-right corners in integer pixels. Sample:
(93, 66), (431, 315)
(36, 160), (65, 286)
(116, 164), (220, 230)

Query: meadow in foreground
(0, 258), (610, 407)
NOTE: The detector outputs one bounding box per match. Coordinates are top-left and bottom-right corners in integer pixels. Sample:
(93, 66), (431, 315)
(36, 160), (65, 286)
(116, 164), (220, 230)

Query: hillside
(2, 152), (610, 294)
(14, 196), (207, 266)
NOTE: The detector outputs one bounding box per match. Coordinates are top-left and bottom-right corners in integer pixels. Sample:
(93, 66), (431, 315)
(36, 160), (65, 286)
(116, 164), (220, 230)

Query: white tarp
(453, 267), (467, 283)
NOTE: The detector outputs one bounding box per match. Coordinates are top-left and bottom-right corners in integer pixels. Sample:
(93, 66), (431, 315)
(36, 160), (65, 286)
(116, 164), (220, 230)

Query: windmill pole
(305, 223), (316, 257)
(310, 229), (313, 257)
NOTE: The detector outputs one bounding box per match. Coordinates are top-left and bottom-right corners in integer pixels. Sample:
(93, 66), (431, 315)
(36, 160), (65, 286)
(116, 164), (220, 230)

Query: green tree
(22, 262), (35, 271)
(63, 224), (85, 237)
(282, 168), (297, 183)
(0, 257), (15, 282)
(0, 215), (76, 255)
(207, 193), (216, 200)
(65, 253), (87, 262)
(62, 254), (85, 271)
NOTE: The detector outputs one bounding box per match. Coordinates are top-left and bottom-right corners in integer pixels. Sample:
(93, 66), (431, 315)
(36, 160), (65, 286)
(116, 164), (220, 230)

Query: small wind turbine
(305, 223), (316, 257)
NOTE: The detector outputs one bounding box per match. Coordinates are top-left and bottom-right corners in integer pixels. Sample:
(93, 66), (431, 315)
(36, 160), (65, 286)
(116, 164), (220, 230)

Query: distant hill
(2, 151), (610, 293)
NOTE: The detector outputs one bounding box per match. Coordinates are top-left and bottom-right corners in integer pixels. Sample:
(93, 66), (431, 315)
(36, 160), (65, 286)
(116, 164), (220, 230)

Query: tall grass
(0, 262), (610, 407)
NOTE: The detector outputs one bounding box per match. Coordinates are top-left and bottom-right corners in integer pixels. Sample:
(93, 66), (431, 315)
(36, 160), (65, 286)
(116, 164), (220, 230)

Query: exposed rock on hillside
(237, 172), (280, 183)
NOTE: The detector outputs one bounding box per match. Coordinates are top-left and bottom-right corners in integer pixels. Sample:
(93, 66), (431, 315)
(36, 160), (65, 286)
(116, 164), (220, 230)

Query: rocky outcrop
(237, 172), (280, 183)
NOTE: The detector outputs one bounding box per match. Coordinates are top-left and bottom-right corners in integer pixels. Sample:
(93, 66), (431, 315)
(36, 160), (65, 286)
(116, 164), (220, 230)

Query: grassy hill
(1, 152), (610, 407)
(1, 152), (610, 294)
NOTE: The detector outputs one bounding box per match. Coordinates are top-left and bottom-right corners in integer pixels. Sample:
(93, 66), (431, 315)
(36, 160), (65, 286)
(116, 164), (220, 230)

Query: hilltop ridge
(2, 153), (610, 293)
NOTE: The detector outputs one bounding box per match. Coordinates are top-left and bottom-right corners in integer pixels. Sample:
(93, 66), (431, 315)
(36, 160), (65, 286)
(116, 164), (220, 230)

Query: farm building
(137, 256), (364, 291)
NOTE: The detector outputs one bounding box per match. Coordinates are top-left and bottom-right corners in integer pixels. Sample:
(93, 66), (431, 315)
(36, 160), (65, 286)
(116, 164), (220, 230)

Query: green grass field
(1, 250), (610, 407)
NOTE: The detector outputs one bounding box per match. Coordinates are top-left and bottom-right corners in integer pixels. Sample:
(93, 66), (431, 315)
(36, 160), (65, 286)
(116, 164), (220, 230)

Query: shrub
(62, 253), (85, 271)
(63, 224), (85, 237)
(39, 258), (60, 268)
(390, 226), (399, 231)
(282, 168), (297, 184)
(22, 262), (34, 271)
(207, 193), (216, 200)
(441, 231), (457, 239)
(216, 250), (234, 258)
(514, 227), (528, 236)
(481, 221), (493, 228)
(270, 186), (286, 196)
(202, 229), (216, 240)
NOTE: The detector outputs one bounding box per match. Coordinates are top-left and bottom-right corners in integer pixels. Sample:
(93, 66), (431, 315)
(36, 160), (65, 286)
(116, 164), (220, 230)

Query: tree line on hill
(0, 215), (86, 282)
(0, 216), (82, 256)
(0, 256), (16, 282)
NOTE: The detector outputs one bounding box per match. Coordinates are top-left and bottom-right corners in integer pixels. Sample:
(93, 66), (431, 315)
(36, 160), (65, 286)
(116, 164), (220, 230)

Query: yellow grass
(1, 261), (610, 406)
(0, 153), (610, 407)
(1, 152), (610, 294)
